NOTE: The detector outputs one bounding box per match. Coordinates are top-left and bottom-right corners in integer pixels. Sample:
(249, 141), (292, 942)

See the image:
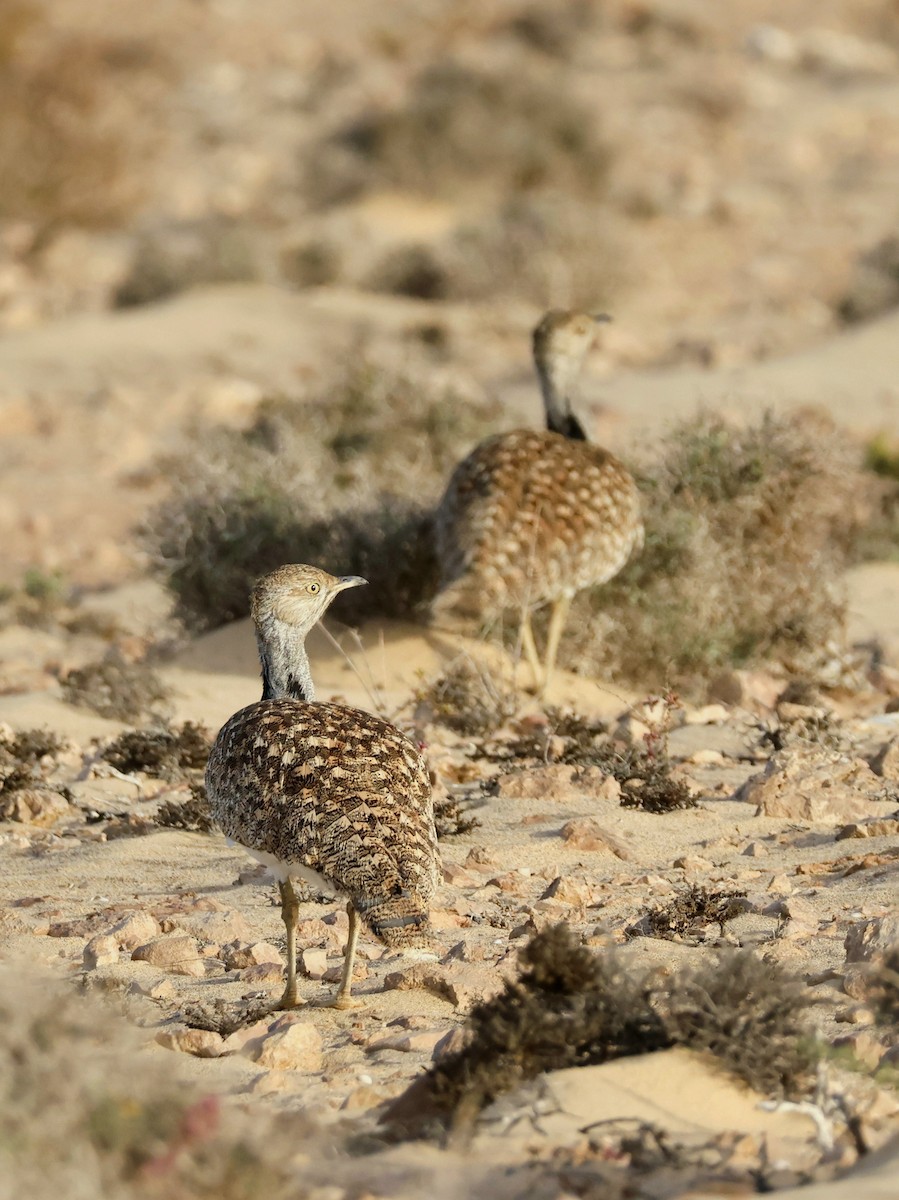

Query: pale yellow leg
(276, 879), (304, 1009)
(329, 902), (363, 1010)
(540, 594), (571, 698)
(519, 609), (542, 693)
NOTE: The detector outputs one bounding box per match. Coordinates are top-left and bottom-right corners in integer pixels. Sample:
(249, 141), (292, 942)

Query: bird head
(251, 565), (367, 636)
(532, 309), (610, 439)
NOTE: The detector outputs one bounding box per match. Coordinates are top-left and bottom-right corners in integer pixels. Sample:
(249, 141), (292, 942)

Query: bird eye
(308, 582), (320, 594)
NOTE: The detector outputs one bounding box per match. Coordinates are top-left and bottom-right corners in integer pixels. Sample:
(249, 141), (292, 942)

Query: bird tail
(355, 891), (435, 952)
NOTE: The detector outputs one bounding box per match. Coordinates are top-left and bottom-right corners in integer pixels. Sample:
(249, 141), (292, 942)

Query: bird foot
(273, 989), (306, 1012)
(318, 992), (363, 1011)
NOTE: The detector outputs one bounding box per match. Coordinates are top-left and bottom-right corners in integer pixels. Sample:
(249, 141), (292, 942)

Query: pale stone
(368, 1029), (446, 1054)
(155, 1026), (224, 1058)
(539, 876), (596, 907)
(830, 1032), (888, 1070)
(672, 855), (711, 872)
(868, 739), (899, 781)
(560, 818), (629, 858)
(241, 962), (284, 986)
(299, 947), (329, 979)
(251, 1021), (323, 1072)
(742, 841), (768, 857)
(128, 977), (175, 1000)
(222, 940), (284, 969)
(83, 934), (120, 970)
(844, 915), (899, 964)
(493, 765), (617, 803)
(736, 747), (889, 824)
(131, 934), (205, 976)
(167, 908), (254, 945)
(0, 788), (71, 827)
(684, 704), (729, 725)
(107, 911), (160, 950)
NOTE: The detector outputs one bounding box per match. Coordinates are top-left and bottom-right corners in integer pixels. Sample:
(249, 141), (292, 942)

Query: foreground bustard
(205, 565), (440, 1010)
(433, 310), (643, 694)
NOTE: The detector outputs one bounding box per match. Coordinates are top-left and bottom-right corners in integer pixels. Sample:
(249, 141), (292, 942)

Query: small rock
(83, 934), (120, 970)
(830, 1032), (888, 1070)
(241, 962), (284, 986)
(441, 862), (482, 887)
(742, 841), (768, 857)
(560, 818), (629, 858)
(131, 934), (205, 977)
(128, 977), (175, 1000)
(167, 909), (254, 945)
(493, 765), (617, 803)
(322, 961), (367, 985)
(844, 915), (899, 964)
(432, 1026), (470, 1059)
(672, 855), (711, 872)
(736, 747), (888, 824)
(766, 873), (793, 894)
(687, 749), (726, 766)
(222, 940), (284, 969)
(299, 948), (329, 979)
(836, 818), (899, 841)
(106, 911), (161, 950)
(155, 1026), (224, 1058)
(0, 788), (71, 827)
(539, 876), (596, 907)
(368, 1029), (446, 1055)
(868, 739), (899, 781)
(250, 1021), (323, 1072)
(684, 704), (729, 725)
(835, 1006), (878, 1027)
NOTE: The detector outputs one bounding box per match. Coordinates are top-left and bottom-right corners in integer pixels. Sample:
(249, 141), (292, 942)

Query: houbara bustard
(433, 310), (643, 694)
(205, 565), (440, 1010)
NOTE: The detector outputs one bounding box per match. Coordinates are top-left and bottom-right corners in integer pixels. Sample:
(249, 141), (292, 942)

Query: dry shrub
(0, 967), (325, 1199)
(838, 235), (899, 325)
(102, 722), (211, 781)
(433, 794), (481, 838)
(0, 2), (164, 234)
(307, 57), (612, 207)
(114, 218), (262, 308)
(155, 783), (214, 833)
(144, 363), (494, 631)
(419, 658), (518, 737)
(558, 411), (870, 690)
(627, 884), (747, 941)
(61, 650), (171, 723)
(382, 925), (815, 1140)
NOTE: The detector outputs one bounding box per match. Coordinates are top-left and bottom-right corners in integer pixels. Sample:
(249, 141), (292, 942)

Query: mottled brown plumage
(433, 310), (643, 693)
(206, 565), (439, 1009)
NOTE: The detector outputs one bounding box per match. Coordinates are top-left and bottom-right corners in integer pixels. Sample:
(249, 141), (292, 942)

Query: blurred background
(2, 0), (898, 348)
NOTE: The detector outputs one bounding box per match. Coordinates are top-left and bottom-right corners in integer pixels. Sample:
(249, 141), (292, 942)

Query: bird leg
(276, 878), (304, 1009)
(326, 901), (363, 1010)
(540, 594), (571, 697)
(519, 609), (543, 694)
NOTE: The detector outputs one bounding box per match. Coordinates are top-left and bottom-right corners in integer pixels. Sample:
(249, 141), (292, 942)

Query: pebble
(155, 1026), (224, 1058)
(131, 934), (205, 977)
(249, 1020), (323, 1072)
(82, 934), (120, 970)
(560, 818), (629, 858)
(300, 947), (329, 979)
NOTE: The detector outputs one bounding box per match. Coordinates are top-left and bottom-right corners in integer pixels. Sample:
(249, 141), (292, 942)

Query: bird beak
(592, 313), (613, 324)
(335, 575), (368, 592)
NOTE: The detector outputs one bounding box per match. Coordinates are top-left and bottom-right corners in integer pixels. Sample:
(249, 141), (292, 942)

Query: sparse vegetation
(419, 658), (518, 737)
(102, 722), (211, 781)
(556, 411), (872, 690)
(144, 362), (493, 631)
(155, 783), (214, 832)
(433, 793), (481, 838)
(628, 884), (748, 941)
(61, 651), (171, 723)
(382, 924), (815, 1140)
